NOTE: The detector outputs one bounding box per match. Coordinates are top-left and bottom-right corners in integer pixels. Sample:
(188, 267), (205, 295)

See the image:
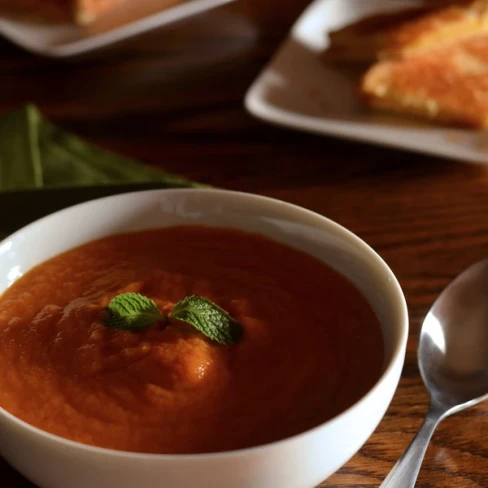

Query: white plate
(245, 0), (488, 165)
(0, 0), (235, 57)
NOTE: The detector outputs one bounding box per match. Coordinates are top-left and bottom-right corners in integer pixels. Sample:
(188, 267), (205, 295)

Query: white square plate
(0, 0), (235, 57)
(245, 0), (488, 165)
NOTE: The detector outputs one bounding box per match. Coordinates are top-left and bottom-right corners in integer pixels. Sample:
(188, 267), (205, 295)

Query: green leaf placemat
(0, 104), (206, 192)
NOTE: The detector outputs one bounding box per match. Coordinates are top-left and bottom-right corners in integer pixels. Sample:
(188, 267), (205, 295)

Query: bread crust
(0, 0), (122, 24)
(75, 0), (121, 25)
(325, 0), (488, 63)
(324, 7), (431, 63)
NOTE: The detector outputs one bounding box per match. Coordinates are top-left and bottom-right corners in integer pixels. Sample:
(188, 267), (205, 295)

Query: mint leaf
(106, 293), (163, 331)
(170, 295), (243, 345)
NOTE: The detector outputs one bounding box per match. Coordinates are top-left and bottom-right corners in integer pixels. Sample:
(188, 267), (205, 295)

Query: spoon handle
(379, 405), (445, 488)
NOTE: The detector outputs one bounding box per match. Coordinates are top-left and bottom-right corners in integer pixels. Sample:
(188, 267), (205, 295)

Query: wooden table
(1, 1), (488, 486)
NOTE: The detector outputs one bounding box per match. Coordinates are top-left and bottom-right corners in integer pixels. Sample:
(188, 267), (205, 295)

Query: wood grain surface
(1, 0), (488, 486)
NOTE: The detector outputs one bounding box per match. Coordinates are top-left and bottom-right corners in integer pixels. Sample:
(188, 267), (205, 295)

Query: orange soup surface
(0, 226), (384, 454)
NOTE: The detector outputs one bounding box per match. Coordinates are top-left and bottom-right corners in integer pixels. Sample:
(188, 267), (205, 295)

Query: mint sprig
(170, 295), (242, 345)
(105, 293), (163, 330)
(105, 293), (242, 345)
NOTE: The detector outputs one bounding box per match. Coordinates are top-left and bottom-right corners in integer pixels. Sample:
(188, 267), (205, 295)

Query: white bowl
(0, 189), (408, 488)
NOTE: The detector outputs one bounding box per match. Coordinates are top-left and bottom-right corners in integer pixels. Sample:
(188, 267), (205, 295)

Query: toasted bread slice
(360, 36), (488, 128)
(75, 0), (121, 24)
(325, 0), (488, 63)
(324, 6), (432, 63)
(0, 0), (71, 22)
(0, 0), (122, 24)
(383, 0), (488, 59)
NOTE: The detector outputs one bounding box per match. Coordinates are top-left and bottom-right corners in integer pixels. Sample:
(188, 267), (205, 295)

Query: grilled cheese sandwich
(0, 0), (122, 25)
(361, 36), (488, 128)
(325, 0), (488, 62)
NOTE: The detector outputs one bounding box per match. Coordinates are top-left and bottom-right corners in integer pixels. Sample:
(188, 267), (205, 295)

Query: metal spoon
(380, 259), (488, 488)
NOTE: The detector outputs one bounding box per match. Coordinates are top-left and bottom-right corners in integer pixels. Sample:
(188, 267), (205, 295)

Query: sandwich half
(325, 0), (488, 62)
(360, 36), (488, 129)
(76, 0), (121, 24)
(0, 0), (122, 25)
(324, 6), (432, 63)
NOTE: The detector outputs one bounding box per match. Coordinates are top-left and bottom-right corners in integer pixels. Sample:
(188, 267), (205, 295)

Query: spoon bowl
(381, 259), (488, 488)
(420, 259), (488, 411)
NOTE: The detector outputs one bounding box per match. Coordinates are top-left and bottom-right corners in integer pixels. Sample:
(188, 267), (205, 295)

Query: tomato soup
(0, 226), (384, 454)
